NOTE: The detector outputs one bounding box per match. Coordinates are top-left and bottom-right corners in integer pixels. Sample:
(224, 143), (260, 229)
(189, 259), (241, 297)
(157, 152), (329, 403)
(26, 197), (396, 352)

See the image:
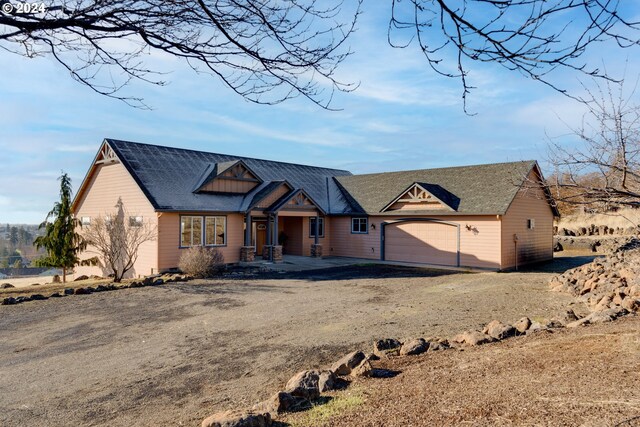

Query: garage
(383, 220), (459, 266)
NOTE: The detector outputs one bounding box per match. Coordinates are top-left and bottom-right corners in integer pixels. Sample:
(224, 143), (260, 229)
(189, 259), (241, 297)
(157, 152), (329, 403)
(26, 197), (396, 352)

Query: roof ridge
(344, 160), (536, 179)
(105, 138), (353, 175)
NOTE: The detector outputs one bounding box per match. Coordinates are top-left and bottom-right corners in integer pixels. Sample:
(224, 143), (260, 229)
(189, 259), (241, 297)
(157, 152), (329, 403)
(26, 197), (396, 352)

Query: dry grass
(284, 388), (367, 427)
(557, 208), (640, 229)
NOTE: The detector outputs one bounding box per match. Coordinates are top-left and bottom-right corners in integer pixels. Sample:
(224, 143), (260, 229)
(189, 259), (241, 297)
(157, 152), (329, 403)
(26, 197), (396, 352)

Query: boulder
(284, 370), (320, 400)
(563, 309), (579, 323)
(74, 275), (89, 281)
(63, 288), (74, 295)
(74, 287), (90, 295)
(1, 283), (14, 289)
(52, 275), (61, 283)
(513, 317), (532, 334)
(318, 370), (338, 392)
(350, 360), (373, 378)
(452, 331), (495, 346)
(201, 410), (271, 427)
(566, 317), (590, 328)
(49, 292), (62, 298)
(482, 320), (516, 340)
(621, 297), (640, 312)
(152, 278), (164, 286)
(373, 338), (402, 358)
(2, 297), (17, 305)
(331, 351), (365, 376)
(400, 338), (429, 356)
(30, 294), (47, 301)
(252, 391), (307, 415)
(426, 338), (450, 352)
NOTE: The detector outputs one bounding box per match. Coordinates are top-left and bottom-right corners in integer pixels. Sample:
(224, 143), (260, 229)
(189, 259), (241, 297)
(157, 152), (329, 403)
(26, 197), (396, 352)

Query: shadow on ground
(258, 265), (461, 282)
(517, 255), (597, 274)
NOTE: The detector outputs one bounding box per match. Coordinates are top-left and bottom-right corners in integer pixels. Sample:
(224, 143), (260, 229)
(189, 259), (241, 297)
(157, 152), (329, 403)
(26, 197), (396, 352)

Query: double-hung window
(351, 217), (368, 234)
(181, 215), (226, 247)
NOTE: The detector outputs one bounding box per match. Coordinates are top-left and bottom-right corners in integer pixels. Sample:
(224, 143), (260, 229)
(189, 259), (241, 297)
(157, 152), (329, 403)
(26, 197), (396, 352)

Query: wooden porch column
(273, 214), (279, 245)
(266, 215), (272, 251)
(314, 215), (320, 245)
(244, 213), (252, 246)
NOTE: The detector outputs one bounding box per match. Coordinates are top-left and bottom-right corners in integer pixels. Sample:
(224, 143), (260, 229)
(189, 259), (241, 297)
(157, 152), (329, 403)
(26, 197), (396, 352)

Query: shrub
(178, 247), (225, 278)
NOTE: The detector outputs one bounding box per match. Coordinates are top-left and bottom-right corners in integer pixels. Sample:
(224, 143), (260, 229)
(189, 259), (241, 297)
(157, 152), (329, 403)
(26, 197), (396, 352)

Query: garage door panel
(385, 221), (458, 266)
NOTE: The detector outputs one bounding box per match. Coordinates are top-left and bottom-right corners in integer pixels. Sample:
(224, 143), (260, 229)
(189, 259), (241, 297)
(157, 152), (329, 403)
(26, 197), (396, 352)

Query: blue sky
(1, 3), (639, 224)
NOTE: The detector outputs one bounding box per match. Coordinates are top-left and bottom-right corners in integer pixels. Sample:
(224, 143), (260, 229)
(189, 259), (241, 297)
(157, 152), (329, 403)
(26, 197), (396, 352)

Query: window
(129, 216), (143, 227)
(527, 218), (535, 230)
(309, 217), (325, 238)
(351, 217), (368, 234)
(205, 216), (226, 246)
(181, 216), (202, 247)
(80, 216), (91, 226)
(181, 215), (226, 247)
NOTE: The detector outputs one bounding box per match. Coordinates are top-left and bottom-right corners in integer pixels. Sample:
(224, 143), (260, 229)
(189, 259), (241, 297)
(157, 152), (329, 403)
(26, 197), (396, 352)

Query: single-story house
(72, 139), (559, 277)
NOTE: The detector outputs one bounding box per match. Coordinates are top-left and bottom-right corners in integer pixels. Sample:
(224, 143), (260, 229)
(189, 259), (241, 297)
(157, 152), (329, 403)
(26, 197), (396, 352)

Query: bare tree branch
(548, 78), (640, 213)
(389, 0), (640, 111)
(0, 0), (361, 109)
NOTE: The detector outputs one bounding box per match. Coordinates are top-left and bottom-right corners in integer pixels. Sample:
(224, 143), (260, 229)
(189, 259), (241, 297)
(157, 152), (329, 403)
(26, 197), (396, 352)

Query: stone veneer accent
(311, 244), (323, 258)
(262, 245), (283, 262)
(240, 246), (256, 262)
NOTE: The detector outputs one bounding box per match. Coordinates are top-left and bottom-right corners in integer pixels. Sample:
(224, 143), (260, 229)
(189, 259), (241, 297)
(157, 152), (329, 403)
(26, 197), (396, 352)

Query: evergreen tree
(34, 173), (87, 282)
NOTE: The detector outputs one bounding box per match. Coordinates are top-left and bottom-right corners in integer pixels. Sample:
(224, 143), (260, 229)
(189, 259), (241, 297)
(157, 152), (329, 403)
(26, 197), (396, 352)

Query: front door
(255, 222), (267, 255)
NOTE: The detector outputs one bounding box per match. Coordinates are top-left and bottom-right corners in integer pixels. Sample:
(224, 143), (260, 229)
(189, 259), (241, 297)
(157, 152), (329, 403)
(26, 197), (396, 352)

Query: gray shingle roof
(336, 160), (542, 216)
(107, 139), (356, 214)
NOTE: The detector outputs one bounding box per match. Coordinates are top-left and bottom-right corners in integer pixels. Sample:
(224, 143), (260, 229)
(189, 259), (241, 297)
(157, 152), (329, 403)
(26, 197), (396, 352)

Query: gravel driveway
(0, 259), (585, 427)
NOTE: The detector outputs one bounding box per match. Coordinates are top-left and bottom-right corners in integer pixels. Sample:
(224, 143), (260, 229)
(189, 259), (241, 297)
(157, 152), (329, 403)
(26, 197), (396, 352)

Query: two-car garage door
(384, 220), (459, 266)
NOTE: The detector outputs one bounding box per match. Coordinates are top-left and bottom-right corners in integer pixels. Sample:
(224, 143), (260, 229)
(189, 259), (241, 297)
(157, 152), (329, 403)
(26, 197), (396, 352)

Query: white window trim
(351, 217), (368, 234)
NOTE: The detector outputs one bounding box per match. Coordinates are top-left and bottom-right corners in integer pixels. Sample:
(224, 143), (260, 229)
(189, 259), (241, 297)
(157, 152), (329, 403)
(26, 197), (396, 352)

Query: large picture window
(181, 215), (227, 247)
(351, 217), (368, 234)
(309, 217), (325, 238)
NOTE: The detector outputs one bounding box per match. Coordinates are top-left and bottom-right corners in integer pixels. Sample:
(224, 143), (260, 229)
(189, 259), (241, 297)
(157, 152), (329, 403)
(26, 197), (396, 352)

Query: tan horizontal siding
(157, 212), (244, 270)
(73, 162), (158, 279)
(328, 215), (501, 269)
(501, 171), (554, 269)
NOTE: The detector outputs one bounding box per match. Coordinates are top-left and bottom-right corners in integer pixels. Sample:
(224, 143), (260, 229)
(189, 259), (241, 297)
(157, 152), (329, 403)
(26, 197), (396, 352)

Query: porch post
(273, 214), (279, 245)
(240, 213), (255, 262)
(266, 214), (272, 254)
(244, 213), (252, 246)
(314, 215), (319, 245)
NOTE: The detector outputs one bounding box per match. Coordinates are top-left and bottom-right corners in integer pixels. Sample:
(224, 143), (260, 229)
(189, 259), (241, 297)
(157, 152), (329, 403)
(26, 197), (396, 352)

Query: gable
(73, 140), (155, 212)
(252, 182), (293, 209)
(382, 183), (455, 212)
(266, 189), (325, 214)
(196, 160), (261, 194)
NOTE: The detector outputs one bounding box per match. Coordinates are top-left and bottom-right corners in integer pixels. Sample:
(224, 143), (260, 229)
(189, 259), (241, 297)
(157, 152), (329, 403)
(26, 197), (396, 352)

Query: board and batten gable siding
(73, 162), (158, 278)
(157, 212), (244, 271)
(328, 215), (502, 269)
(500, 171), (555, 269)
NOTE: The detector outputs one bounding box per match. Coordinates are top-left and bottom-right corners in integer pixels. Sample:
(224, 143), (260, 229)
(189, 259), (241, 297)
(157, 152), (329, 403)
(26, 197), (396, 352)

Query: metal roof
(106, 139), (356, 214)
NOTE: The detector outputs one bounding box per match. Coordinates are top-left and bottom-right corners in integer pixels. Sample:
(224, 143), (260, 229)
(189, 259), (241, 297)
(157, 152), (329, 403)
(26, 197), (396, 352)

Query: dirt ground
(0, 257), (589, 427)
(287, 316), (640, 427)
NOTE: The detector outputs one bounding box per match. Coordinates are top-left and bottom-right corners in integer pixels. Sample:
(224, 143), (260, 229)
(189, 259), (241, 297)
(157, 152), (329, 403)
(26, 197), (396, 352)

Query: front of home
(72, 139), (558, 278)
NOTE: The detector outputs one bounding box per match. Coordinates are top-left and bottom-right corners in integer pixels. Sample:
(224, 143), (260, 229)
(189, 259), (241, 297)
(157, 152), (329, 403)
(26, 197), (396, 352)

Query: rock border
(1, 273), (193, 306)
(199, 244), (640, 427)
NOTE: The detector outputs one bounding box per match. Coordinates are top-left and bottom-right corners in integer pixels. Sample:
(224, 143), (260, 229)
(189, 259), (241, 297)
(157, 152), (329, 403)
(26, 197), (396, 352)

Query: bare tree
(2, 1), (639, 109)
(389, 0), (640, 110)
(0, 0), (361, 108)
(82, 198), (156, 282)
(548, 79), (640, 212)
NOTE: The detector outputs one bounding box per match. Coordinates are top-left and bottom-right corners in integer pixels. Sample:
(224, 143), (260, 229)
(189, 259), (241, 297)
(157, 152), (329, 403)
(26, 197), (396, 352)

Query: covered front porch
(240, 189), (325, 262)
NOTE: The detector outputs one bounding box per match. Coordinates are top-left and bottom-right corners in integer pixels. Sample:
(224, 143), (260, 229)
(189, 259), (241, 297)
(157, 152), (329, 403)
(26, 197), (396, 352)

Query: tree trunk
(63, 267), (67, 283)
